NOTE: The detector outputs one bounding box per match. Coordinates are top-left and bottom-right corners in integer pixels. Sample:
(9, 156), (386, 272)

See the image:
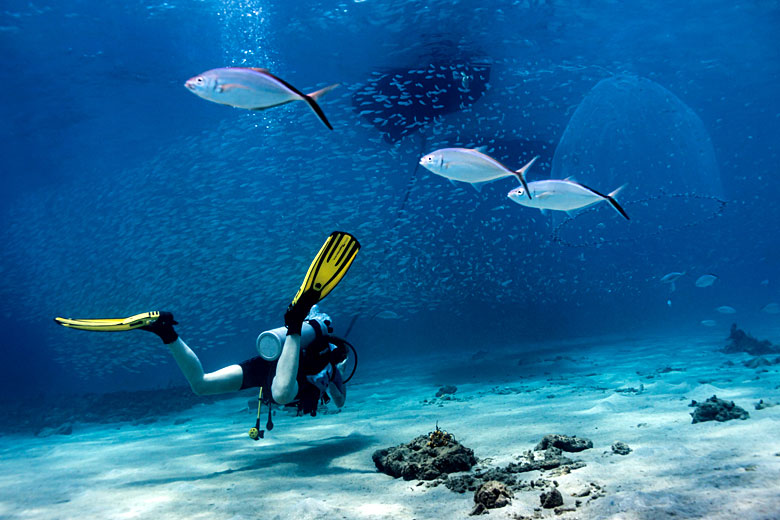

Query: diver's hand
(306, 364), (334, 392)
(328, 368), (346, 408)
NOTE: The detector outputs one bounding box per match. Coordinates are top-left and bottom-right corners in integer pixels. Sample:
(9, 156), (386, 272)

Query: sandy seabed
(1, 333), (779, 520)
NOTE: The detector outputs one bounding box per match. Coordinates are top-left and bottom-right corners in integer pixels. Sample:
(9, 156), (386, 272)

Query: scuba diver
(55, 231), (361, 438)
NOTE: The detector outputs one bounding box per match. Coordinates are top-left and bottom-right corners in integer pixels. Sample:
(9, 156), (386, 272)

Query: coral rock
(436, 385), (458, 397)
(611, 441), (632, 455)
(535, 434), (593, 452)
(540, 488), (564, 509)
(724, 324), (776, 355)
(373, 433), (477, 480)
(690, 395), (749, 423)
(474, 480), (513, 510)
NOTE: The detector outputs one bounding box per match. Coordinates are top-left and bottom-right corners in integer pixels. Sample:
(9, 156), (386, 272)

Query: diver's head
(419, 152), (444, 173)
(306, 305), (333, 335)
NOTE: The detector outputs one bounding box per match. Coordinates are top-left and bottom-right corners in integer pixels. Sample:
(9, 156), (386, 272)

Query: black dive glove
(284, 291), (319, 336)
(141, 311), (179, 344)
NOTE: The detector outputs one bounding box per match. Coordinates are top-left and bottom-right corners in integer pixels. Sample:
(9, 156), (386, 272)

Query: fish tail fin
(604, 185), (630, 220)
(307, 83), (340, 101)
(302, 84), (339, 130)
(513, 155), (538, 200)
(609, 183), (627, 200)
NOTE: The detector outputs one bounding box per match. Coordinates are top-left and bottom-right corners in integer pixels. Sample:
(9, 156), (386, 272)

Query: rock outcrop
(372, 426), (477, 480)
(689, 395), (749, 423)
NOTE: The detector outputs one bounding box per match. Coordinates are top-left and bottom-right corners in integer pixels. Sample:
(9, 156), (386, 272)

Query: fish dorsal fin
(247, 67), (270, 73)
(473, 146), (489, 154)
(564, 176), (577, 183)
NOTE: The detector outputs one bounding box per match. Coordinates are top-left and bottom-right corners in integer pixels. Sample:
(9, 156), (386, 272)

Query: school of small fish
(0, 5), (773, 378)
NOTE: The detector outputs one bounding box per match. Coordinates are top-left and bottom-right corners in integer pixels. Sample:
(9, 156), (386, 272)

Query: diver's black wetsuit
(238, 333), (347, 415)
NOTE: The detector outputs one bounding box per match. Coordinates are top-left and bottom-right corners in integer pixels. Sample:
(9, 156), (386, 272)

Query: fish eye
(196, 77), (204, 84)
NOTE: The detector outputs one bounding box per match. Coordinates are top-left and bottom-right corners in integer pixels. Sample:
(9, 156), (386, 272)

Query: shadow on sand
(123, 432), (377, 487)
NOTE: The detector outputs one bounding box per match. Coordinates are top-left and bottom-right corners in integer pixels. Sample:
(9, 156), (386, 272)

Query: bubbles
(218, 0), (272, 66)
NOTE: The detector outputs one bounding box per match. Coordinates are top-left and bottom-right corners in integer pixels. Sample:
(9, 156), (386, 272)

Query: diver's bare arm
(167, 338), (243, 395)
(271, 334), (301, 404)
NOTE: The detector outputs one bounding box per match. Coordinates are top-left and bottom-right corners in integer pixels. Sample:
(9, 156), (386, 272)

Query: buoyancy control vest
(292, 332), (349, 416)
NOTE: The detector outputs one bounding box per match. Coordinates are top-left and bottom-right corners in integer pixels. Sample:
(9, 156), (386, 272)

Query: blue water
(1, 0), (778, 401)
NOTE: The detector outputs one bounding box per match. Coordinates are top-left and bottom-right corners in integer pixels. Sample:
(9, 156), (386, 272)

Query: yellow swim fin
(54, 311), (162, 332)
(291, 231), (360, 306)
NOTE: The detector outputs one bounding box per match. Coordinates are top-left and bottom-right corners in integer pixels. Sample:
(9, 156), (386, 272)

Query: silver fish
(419, 148), (536, 197)
(762, 302), (780, 314)
(695, 274), (718, 288)
(661, 272), (685, 284)
(716, 305), (736, 314)
(660, 271), (685, 292)
(508, 180), (629, 220)
(185, 67), (339, 129)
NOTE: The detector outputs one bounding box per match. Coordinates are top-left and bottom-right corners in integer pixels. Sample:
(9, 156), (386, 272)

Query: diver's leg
(141, 312), (242, 395)
(271, 334), (301, 404)
(167, 338), (243, 395)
